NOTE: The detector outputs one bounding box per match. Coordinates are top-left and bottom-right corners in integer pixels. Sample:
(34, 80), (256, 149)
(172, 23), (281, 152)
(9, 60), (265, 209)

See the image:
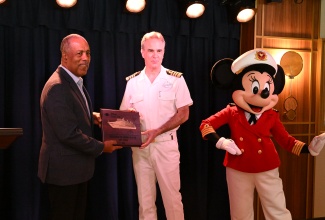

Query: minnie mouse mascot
(199, 49), (325, 220)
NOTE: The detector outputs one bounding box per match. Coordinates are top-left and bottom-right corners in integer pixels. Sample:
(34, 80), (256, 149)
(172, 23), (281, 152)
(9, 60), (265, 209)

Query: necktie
(77, 78), (90, 116)
(248, 113), (257, 125)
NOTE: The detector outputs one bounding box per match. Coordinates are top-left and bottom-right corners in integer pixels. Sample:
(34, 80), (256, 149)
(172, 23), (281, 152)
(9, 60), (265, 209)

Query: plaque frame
(100, 109), (141, 147)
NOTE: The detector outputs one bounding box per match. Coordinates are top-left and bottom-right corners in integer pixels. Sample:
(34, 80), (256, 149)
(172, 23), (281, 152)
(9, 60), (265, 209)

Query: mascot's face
(210, 49), (285, 114)
(232, 70), (278, 115)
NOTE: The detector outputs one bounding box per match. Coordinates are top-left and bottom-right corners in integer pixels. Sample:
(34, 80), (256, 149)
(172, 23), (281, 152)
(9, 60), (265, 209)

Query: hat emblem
(255, 51), (267, 61)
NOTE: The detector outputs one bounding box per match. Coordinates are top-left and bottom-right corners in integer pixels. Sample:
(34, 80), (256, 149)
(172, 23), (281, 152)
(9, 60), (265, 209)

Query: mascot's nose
(261, 88), (269, 99)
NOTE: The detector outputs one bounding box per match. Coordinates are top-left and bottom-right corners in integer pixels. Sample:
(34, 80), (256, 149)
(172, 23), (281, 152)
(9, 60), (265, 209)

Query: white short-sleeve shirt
(120, 66), (193, 132)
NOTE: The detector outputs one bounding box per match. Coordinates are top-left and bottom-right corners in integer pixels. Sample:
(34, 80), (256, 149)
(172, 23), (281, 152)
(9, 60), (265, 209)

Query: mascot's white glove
(216, 137), (242, 155)
(308, 132), (325, 156)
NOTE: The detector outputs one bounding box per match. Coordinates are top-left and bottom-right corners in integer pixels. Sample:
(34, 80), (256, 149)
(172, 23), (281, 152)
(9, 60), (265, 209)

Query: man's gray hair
(141, 31), (165, 49)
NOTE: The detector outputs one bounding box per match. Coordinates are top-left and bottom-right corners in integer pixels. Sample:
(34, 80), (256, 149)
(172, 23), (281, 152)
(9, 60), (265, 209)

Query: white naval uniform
(120, 66), (193, 220)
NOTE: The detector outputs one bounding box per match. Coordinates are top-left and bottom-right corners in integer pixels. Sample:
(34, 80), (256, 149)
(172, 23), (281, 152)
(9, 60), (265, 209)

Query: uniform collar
(244, 111), (262, 121)
(140, 66), (167, 82)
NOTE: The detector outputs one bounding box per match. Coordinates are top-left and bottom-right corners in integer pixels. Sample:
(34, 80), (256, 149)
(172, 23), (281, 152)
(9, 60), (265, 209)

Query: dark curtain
(0, 0), (241, 219)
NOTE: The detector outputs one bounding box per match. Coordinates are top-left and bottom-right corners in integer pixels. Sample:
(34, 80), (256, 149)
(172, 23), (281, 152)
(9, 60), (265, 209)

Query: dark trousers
(47, 182), (88, 220)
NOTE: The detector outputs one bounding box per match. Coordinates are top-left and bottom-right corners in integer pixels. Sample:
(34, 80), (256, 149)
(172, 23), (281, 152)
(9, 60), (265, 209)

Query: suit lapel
(57, 67), (92, 122)
(237, 108), (273, 137)
(237, 108), (261, 136)
(82, 85), (93, 120)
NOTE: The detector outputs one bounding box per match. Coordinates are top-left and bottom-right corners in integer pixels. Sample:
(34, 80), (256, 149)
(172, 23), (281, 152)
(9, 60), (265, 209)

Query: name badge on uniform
(162, 80), (173, 89)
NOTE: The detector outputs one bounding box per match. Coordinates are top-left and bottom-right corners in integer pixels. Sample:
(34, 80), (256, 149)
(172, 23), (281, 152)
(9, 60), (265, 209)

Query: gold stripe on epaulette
(166, 69), (183, 78)
(292, 140), (305, 156)
(126, 71), (141, 81)
(201, 124), (216, 139)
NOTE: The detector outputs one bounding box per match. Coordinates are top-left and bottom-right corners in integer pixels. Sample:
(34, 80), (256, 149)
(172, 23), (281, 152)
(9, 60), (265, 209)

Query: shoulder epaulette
(166, 69), (183, 78)
(126, 71), (141, 81)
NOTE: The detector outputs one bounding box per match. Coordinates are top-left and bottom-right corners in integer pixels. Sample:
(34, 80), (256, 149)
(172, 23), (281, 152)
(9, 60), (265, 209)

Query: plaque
(100, 109), (142, 147)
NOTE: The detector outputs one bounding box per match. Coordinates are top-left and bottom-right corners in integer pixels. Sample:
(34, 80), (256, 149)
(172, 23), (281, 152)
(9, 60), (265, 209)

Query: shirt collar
(60, 64), (81, 84)
(244, 111), (262, 120)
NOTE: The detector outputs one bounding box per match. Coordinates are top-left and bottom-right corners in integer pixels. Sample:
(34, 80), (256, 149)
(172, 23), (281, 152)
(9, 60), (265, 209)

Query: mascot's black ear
(210, 58), (235, 89)
(273, 65), (286, 95)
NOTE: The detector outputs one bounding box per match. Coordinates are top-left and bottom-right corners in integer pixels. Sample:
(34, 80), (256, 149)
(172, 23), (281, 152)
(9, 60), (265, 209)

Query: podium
(0, 128), (23, 149)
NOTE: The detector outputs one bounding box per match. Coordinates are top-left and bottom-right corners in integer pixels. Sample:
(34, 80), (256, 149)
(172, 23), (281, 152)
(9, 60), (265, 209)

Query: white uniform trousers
(226, 167), (292, 220)
(132, 137), (184, 220)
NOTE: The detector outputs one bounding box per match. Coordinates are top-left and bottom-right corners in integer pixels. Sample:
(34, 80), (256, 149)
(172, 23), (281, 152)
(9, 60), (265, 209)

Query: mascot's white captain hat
(231, 49), (278, 76)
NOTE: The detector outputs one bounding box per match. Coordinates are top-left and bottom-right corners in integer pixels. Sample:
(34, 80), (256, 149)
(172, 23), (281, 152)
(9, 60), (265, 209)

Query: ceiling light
(56, 0), (77, 8)
(222, 0), (256, 23)
(185, 1), (206, 18)
(237, 8), (256, 22)
(125, 0), (146, 13)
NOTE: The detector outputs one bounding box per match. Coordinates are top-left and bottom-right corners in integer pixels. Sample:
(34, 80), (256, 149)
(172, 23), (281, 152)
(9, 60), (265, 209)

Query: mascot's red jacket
(200, 104), (305, 173)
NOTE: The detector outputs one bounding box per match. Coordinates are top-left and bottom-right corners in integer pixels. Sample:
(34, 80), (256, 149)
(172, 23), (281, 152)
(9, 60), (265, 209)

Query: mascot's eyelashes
(248, 74), (257, 82)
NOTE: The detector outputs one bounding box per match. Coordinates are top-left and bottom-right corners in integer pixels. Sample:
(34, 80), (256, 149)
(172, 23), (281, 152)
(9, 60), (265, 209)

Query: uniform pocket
(158, 91), (175, 101)
(130, 94), (144, 104)
(158, 91), (176, 118)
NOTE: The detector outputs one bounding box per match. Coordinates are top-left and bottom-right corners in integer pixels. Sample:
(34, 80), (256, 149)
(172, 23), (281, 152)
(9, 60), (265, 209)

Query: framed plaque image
(100, 109), (142, 147)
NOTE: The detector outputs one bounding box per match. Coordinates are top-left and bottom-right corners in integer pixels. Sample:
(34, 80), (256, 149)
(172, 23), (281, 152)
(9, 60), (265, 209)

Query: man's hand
(103, 140), (122, 153)
(140, 129), (160, 149)
(93, 112), (102, 127)
(308, 132), (325, 156)
(216, 137), (242, 155)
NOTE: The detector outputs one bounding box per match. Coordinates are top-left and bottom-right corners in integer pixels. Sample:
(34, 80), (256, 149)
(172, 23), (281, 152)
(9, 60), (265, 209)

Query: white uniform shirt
(120, 66), (193, 133)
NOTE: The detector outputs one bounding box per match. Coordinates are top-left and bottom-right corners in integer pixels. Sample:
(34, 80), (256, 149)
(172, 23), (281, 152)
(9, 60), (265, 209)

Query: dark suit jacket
(38, 66), (104, 186)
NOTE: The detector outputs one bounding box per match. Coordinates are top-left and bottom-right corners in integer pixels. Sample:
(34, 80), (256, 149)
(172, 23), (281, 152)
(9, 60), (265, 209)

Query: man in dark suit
(38, 34), (122, 220)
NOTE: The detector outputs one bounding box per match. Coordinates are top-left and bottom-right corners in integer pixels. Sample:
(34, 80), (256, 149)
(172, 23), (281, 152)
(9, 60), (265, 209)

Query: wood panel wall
(240, 0), (322, 219)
